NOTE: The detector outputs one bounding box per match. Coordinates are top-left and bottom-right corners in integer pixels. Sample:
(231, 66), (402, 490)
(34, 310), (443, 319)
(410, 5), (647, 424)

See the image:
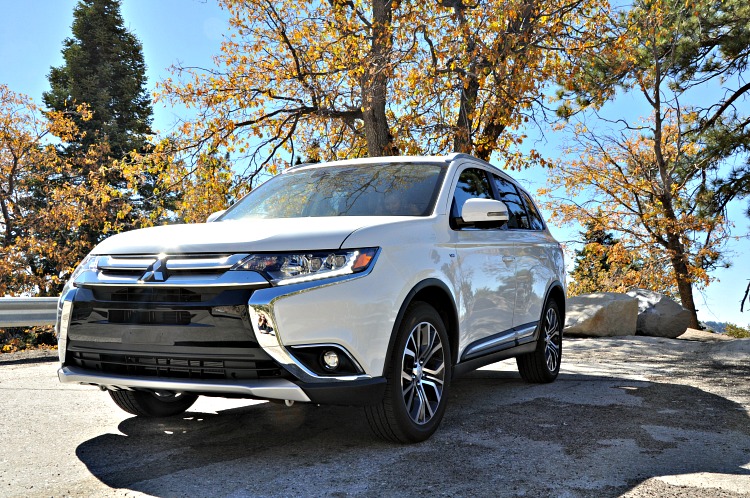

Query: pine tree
(569, 223), (620, 295)
(29, 0), (175, 294)
(42, 0), (177, 235)
(43, 0), (152, 160)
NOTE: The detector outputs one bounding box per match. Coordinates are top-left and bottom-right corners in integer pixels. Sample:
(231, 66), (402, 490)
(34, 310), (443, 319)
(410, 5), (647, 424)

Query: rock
(626, 289), (692, 339)
(564, 292), (638, 337)
(678, 328), (733, 342)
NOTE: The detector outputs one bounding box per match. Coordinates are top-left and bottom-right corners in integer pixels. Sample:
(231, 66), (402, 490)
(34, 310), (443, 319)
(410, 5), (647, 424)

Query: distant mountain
(703, 321), (727, 334)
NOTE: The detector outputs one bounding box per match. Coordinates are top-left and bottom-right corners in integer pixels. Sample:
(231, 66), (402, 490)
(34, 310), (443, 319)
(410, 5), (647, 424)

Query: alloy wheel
(400, 321), (446, 425)
(543, 307), (561, 372)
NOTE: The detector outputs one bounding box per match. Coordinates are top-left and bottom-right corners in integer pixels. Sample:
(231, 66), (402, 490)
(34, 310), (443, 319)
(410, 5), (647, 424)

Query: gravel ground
(0, 347), (57, 364)
(0, 335), (748, 497)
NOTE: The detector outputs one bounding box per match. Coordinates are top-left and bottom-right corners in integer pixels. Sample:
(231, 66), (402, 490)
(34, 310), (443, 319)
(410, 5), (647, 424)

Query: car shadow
(76, 369), (750, 497)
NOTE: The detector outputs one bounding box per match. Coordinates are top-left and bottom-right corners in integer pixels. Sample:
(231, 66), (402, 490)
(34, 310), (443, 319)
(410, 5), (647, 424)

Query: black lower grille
(92, 287), (220, 303)
(69, 349), (284, 380)
(107, 309), (193, 325)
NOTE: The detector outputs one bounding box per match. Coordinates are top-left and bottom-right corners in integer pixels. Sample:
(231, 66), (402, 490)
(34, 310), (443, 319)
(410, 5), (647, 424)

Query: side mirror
(206, 210), (226, 223)
(461, 198), (509, 223)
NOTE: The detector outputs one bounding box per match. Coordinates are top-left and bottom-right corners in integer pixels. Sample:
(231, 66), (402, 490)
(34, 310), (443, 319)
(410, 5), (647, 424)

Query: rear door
(510, 189), (558, 333)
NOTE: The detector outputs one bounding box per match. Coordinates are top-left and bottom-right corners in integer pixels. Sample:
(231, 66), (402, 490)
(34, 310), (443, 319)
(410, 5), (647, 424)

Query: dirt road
(1, 336), (748, 497)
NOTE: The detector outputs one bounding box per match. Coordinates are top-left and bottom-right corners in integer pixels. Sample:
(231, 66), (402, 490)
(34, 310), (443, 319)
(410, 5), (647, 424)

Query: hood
(91, 217), (406, 255)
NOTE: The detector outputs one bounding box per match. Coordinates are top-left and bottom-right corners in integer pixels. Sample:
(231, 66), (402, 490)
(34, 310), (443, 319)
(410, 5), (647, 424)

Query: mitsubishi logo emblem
(140, 256), (169, 282)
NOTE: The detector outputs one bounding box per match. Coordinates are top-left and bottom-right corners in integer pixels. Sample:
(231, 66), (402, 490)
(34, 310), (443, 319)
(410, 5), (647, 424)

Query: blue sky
(1, 0), (749, 326)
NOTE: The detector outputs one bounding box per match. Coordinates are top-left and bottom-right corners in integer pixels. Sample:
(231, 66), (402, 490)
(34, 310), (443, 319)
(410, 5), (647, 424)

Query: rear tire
(517, 299), (562, 383)
(365, 302), (451, 443)
(109, 390), (198, 417)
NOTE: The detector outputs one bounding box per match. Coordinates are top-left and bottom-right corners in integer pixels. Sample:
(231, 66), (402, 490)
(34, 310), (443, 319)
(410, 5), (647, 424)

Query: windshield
(220, 162), (446, 220)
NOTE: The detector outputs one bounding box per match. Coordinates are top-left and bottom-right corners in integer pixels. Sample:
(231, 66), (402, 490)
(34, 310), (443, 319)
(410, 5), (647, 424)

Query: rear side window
(520, 191), (545, 230)
(492, 175), (529, 229)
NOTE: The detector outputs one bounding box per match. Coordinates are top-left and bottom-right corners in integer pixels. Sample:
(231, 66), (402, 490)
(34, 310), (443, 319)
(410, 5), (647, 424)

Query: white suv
(57, 153), (565, 443)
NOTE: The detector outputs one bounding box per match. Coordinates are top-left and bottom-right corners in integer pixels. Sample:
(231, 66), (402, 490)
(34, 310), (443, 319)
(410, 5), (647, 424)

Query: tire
(516, 299), (562, 383)
(109, 390), (198, 417)
(365, 302), (451, 443)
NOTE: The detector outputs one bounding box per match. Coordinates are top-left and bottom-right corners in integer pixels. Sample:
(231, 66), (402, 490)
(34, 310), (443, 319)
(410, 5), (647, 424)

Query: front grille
(65, 280), (272, 381)
(69, 350), (284, 380)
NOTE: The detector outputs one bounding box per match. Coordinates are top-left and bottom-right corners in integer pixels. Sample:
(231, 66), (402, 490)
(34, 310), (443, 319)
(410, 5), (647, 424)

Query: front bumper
(57, 365), (386, 405)
(57, 254), (394, 406)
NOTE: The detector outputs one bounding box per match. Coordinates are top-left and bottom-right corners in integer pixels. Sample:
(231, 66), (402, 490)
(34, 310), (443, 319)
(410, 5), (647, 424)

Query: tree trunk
(666, 233), (700, 329)
(452, 4), (478, 154)
(1, 198), (11, 248)
(476, 112), (506, 161)
(453, 76), (479, 153)
(361, 0), (396, 157)
(650, 51), (699, 328)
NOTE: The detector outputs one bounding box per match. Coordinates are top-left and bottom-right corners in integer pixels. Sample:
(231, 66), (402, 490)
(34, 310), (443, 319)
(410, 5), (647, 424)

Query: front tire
(516, 299), (562, 383)
(365, 302), (451, 443)
(109, 390), (198, 417)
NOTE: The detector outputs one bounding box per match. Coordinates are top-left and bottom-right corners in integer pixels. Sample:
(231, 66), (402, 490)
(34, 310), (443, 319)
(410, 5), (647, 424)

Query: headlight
(62, 254), (100, 292)
(231, 248), (377, 286)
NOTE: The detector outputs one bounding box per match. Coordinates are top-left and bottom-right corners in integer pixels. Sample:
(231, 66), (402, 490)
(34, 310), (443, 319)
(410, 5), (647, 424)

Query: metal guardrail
(0, 297), (58, 328)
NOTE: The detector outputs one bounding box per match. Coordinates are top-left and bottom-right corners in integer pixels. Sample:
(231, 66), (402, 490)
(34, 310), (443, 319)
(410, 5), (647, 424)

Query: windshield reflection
(221, 162), (445, 219)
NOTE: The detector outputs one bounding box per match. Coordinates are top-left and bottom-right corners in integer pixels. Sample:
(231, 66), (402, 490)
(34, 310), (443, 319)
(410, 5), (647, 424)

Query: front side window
(451, 168), (493, 219)
(219, 162), (446, 220)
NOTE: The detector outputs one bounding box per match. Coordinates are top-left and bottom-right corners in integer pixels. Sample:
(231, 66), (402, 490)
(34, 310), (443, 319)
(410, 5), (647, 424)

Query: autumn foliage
(0, 85), (135, 295)
(158, 0), (610, 177)
(551, 116), (726, 302)
(3, 0), (750, 332)
(547, 0), (750, 327)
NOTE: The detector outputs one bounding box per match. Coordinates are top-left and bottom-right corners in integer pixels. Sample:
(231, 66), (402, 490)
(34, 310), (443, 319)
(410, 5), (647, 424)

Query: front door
(450, 167), (517, 359)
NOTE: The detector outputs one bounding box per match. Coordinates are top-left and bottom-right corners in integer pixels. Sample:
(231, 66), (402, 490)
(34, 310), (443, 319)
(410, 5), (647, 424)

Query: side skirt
(453, 323), (539, 379)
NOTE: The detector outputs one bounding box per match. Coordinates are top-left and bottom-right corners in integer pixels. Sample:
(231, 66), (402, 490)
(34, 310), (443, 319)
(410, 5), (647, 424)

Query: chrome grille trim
(97, 254), (248, 272)
(98, 256), (157, 271)
(74, 270), (270, 288)
(166, 254), (247, 270)
(74, 253), (269, 288)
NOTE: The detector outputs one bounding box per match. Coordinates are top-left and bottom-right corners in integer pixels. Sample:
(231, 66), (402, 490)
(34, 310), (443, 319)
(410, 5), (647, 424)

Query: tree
(569, 221), (675, 296)
(569, 222), (620, 295)
(0, 85), (134, 296)
(548, 0), (750, 328)
(43, 0), (153, 160)
(173, 150), (239, 224)
(40, 0), (179, 248)
(547, 114), (733, 328)
(158, 0), (609, 181)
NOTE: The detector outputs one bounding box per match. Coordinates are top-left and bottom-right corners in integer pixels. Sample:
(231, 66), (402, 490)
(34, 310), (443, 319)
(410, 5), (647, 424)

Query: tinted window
(520, 191), (545, 230)
(220, 162), (445, 220)
(492, 175), (529, 229)
(451, 168), (492, 219)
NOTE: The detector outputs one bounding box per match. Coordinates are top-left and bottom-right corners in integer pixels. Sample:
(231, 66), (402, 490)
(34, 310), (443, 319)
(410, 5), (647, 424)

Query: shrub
(724, 323), (750, 339)
(0, 325), (57, 353)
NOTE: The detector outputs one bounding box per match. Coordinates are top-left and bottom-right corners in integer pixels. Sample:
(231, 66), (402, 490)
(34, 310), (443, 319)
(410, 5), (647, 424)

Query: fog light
(322, 350), (340, 371)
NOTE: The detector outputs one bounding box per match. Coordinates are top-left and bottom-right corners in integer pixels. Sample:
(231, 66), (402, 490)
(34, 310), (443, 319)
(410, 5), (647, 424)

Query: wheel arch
(382, 279), (459, 376)
(543, 281), (566, 333)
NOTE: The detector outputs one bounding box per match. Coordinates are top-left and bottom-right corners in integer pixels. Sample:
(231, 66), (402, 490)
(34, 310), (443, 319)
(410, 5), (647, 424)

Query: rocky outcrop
(626, 288), (692, 339)
(564, 292), (638, 337)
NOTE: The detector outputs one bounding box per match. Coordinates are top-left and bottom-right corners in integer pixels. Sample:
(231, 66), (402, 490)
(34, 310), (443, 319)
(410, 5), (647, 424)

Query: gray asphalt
(0, 336), (749, 497)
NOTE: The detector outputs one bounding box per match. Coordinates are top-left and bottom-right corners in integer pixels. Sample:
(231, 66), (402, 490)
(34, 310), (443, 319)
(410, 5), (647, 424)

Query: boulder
(564, 292), (638, 337)
(626, 288), (692, 339)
